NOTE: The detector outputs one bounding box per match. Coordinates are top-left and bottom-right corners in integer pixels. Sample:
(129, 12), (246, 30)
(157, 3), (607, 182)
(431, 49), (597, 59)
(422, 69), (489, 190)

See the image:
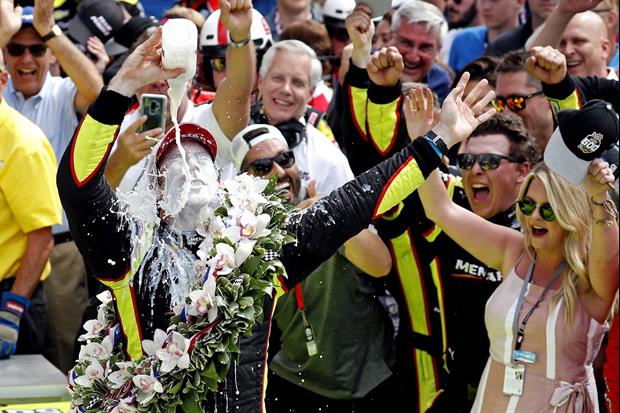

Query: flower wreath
(68, 174), (295, 412)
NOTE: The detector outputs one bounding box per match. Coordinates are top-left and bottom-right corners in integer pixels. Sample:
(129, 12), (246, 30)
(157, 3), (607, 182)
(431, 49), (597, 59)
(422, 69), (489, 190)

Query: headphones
(250, 103), (307, 149)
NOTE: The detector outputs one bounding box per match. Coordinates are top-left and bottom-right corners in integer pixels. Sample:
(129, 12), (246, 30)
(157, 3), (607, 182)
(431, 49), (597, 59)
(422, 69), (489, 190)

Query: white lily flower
(107, 361), (134, 389)
(96, 290), (113, 304)
(142, 329), (166, 357)
(207, 243), (236, 275)
(110, 398), (138, 413)
(132, 374), (163, 404)
(234, 238), (256, 266)
(155, 331), (191, 373)
(74, 359), (105, 387)
(78, 337), (112, 362)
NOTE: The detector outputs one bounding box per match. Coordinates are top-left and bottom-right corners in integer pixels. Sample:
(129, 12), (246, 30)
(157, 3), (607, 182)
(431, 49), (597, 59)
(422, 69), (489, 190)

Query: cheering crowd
(0, 0), (618, 411)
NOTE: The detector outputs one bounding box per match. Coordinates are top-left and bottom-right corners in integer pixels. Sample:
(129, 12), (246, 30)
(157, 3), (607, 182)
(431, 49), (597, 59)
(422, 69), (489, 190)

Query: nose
(561, 42), (575, 56)
(470, 159), (484, 175)
(268, 161), (287, 179)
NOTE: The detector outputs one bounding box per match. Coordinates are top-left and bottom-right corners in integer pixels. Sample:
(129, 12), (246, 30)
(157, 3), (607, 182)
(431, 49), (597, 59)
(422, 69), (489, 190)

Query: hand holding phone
(139, 94), (168, 133)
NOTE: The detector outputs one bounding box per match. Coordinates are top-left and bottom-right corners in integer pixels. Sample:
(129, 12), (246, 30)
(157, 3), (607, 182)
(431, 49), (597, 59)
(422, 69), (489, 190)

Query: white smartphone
(355, 0), (392, 20)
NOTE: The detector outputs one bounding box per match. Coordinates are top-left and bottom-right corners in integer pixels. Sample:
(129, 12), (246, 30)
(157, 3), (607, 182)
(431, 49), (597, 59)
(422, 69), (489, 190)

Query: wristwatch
(228, 33), (250, 48)
(424, 130), (449, 156)
(41, 25), (62, 43)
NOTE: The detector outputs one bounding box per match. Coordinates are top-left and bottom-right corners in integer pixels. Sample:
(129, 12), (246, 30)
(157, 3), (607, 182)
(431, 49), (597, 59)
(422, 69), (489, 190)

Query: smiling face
(258, 49), (314, 125)
(4, 28), (52, 99)
(244, 139), (301, 204)
(391, 21), (439, 82)
(459, 133), (528, 219)
(445, 0), (478, 27)
(559, 12), (610, 78)
(520, 178), (566, 253)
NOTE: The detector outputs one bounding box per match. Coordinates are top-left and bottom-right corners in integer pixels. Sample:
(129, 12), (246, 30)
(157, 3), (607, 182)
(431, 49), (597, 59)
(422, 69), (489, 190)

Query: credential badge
(577, 132), (603, 154)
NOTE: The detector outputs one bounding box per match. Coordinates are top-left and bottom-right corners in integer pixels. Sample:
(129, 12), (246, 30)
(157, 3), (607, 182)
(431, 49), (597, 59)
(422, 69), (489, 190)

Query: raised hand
(117, 116), (163, 167)
(108, 27), (186, 97)
(526, 46), (567, 85)
(33, 0), (55, 37)
(558, 0), (603, 14)
(346, 4), (374, 68)
(585, 158), (616, 200)
(0, 292), (30, 359)
(220, 0), (253, 42)
(86, 36), (111, 75)
(403, 86), (435, 140)
(432, 72), (496, 148)
(0, 0), (23, 48)
(367, 46), (404, 87)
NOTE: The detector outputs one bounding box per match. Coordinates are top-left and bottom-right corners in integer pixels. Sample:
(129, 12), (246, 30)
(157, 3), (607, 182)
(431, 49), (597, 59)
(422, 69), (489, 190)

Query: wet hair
(392, 0), (448, 46)
(495, 49), (541, 89)
(259, 40), (323, 88)
(516, 164), (595, 326)
(451, 55), (500, 90)
(280, 21), (333, 76)
(468, 112), (541, 163)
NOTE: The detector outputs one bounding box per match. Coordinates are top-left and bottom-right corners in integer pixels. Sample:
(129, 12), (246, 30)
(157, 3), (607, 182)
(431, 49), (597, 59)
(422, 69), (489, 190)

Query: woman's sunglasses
(456, 153), (522, 170)
(517, 197), (556, 222)
(247, 150), (295, 176)
(492, 91), (544, 112)
(6, 43), (48, 57)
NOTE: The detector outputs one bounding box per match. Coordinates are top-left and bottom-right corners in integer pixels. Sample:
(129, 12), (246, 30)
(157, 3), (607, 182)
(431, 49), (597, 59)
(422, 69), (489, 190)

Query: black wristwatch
(41, 25), (62, 43)
(424, 130), (449, 156)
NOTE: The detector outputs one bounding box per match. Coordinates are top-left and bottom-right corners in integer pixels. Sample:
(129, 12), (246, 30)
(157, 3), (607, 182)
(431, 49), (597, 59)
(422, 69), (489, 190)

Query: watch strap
(424, 130), (449, 156)
(41, 25), (61, 42)
(228, 33), (250, 48)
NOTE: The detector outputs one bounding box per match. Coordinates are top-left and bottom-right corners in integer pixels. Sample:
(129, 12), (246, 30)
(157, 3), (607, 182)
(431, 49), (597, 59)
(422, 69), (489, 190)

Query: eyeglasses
(211, 57), (226, 73)
(517, 197), (556, 222)
(247, 150), (295, 176)
(492, 91), (544, 112)
(456, 153), (523, 170)
(6, 43), (48, 57)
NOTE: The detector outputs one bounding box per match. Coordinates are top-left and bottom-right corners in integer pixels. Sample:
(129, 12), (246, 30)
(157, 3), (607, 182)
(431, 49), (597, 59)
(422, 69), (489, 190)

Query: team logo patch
(577, 132), (603, 154)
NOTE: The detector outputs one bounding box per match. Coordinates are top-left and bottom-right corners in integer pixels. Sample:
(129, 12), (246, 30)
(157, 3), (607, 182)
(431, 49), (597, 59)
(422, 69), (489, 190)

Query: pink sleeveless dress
(471, 266), (607, 413)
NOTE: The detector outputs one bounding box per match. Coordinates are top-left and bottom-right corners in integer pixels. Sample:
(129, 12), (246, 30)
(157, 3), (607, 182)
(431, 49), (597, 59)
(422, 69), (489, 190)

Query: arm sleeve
(57, 88), (135, 280)
(280, 136), (442, 286)
(543, 74), (620, 115)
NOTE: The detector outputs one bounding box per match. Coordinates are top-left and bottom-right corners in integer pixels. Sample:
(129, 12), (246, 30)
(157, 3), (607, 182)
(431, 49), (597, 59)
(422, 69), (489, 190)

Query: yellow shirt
(0, 99), (62, 281)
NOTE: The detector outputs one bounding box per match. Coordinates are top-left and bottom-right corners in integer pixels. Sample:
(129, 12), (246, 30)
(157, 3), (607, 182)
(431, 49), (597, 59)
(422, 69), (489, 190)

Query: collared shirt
(3, 73), (78, 234)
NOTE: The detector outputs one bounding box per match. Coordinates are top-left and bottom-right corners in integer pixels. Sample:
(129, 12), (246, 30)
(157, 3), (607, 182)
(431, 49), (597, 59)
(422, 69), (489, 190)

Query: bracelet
(591, 196), (618, 228)
(424, 130), (448, 157)
(228, 33), (250, 48)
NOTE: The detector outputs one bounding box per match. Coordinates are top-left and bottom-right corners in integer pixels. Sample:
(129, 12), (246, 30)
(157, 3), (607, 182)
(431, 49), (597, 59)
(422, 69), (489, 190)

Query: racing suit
(341, 63), (518, 412)
(57, 87), (445, 412)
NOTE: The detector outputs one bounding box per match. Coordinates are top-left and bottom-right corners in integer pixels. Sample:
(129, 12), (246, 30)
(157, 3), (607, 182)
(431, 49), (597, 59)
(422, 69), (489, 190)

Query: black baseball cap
(544, 100), (619, 185)
(67, 0), (126, 54)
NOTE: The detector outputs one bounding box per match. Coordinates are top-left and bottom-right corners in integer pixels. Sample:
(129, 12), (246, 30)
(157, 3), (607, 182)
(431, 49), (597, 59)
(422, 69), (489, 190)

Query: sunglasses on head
(211, 57), (226, 73)
(247, 150), (295, 176)
(492, 91), (543, 112)
(456, 153), (522, 170)
(517, 197), (556, 222)
(6, 43), (48, 57)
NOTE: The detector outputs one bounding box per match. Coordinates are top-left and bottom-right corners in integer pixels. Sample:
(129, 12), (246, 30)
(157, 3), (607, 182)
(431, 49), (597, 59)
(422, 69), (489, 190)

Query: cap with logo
(67, 0), (127, 55)
(544, 99), (619, 185)
(231, 124), (289, 171)
(156, 123), (218, 168)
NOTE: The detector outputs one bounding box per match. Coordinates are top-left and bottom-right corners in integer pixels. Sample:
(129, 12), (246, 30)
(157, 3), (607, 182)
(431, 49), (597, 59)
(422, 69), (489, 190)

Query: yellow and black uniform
(57, 87), (445, 412)
(341, 63), (516, 412)
(542, 73), (619, 115)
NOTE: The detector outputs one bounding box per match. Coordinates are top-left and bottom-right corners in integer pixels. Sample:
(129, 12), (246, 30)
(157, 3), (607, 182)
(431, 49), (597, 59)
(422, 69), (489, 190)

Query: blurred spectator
(446, 0), (482, 28)
(162, 4), (206, 27)
(0, 47), (61, 360)
(593, 0), (619, 70)
(558, 11), (615, 79)
(1, 0), (102, 373)
(265, 0), (320, 40)
(254, 40), (352, 195)
(494, 49), (554, 148)
(280, 20), (334, 112)
(322, 0), (355, 80)
(486, 0), (558, 56)
(200, 8), (272, 94)
(448, 0), (523, 72)
(373, 9), (393, 49)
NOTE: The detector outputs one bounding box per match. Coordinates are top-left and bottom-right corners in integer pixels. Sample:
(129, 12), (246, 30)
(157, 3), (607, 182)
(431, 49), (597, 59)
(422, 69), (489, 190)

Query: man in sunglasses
(1, 0), (103, 372)
(231, 124), (395, 411)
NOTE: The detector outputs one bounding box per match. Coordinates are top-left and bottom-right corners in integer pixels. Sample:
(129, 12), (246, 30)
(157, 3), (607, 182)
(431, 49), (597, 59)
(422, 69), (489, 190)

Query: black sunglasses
(457, 153), (523, 170)
(6, 43), (48, 57)
(247, 150), (295, 176)
(517, 197), (556, 222)
(492, 91), (543, 112)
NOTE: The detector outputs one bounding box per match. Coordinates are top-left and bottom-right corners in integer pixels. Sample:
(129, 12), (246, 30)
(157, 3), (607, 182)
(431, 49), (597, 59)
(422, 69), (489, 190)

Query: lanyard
(512, 254), (567, 352)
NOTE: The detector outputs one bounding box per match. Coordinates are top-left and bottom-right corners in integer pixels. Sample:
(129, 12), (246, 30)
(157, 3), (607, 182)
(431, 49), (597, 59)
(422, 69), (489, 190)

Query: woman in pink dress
(417, 161), (618, 412)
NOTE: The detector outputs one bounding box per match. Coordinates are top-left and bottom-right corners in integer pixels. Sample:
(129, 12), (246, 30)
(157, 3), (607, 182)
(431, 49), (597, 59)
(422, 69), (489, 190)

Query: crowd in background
(0, 0), (619, 411)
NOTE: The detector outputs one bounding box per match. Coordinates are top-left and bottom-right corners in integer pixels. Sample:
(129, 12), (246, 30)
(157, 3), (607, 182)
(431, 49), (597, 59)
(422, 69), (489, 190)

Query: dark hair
(468, 112), (541, 163)
(495, 49), (540, 88)
(280, 20), (333, 75)
(451, 55), (500, 89)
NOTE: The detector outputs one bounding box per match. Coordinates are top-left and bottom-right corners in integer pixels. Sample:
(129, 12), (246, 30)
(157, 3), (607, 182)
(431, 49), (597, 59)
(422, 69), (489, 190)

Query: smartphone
(139, 93), (167, 133)
(355, 0), (392, 20)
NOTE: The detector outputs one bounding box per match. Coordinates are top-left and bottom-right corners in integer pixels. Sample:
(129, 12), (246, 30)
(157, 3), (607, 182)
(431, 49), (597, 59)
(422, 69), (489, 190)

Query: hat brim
(544, 126), (590, 186)
(67, 15), (93, 46)
(104, 39), (128, 56)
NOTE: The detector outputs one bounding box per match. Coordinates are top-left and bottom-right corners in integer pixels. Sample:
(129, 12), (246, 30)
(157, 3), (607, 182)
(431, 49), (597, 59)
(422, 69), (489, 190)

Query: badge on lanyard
(503, 363), (525, 396)
(513, 349), (537, 364)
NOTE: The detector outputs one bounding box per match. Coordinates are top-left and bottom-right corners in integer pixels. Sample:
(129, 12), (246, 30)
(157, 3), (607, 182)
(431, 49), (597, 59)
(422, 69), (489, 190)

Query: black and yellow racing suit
(542, 73), (619, 115)
(341, 63), (518, 412)
(57, 87), (445, 413)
